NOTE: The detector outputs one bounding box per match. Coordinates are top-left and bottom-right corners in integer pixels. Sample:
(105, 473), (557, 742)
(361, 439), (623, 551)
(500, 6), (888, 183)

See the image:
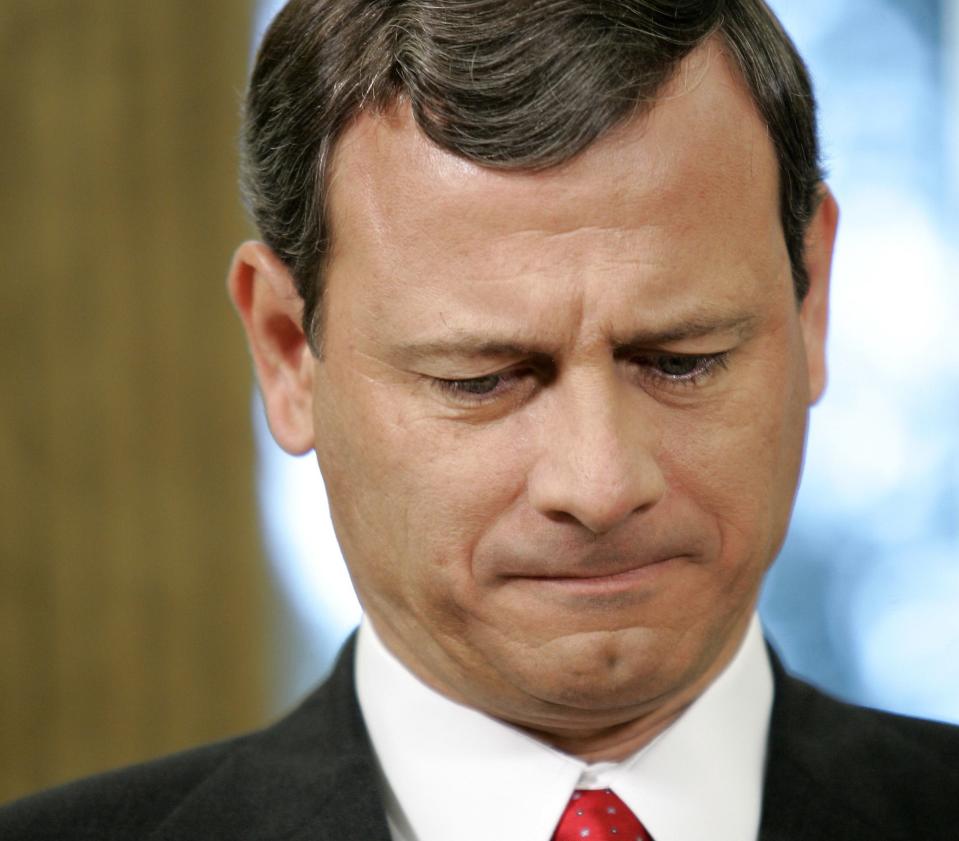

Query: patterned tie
(551, 789), (654, 841)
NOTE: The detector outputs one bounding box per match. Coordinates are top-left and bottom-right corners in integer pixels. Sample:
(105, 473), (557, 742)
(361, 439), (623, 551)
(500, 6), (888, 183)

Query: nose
(527, 379), (666, 535)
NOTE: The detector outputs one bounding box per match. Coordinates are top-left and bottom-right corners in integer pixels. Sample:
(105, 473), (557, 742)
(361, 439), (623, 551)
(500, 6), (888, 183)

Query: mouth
(507, 555), (681, 593)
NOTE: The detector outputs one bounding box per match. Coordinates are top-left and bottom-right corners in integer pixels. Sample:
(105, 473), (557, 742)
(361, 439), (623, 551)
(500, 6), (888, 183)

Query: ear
(227, 241), (316, 455)
(799, 186), (839, 405)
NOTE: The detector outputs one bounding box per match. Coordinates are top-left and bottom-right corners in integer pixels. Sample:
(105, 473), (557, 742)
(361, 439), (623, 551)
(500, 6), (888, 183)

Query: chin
(499, 628), (695, 715)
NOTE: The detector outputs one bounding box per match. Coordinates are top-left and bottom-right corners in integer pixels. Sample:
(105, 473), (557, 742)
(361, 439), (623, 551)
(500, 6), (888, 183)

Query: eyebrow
(392, 313), (759, 362)
(393, 339), (552, 364)
(614, 312), (759, 349)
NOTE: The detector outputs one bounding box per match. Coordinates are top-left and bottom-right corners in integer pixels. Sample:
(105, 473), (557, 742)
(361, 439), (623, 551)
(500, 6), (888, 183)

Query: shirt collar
(355, 615), (772, 841)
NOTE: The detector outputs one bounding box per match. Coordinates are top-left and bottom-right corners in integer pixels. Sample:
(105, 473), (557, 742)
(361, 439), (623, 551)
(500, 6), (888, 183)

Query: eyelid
(436, 372), (507, 395)
(631, 351), (730, 387)
(427, 351), (729, 406)
(429, 366), (533, 405)
(430, 351), (562, 407)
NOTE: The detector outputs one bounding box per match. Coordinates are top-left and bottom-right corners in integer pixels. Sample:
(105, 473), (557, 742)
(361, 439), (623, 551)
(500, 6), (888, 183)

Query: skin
(230, 43), (838, 761)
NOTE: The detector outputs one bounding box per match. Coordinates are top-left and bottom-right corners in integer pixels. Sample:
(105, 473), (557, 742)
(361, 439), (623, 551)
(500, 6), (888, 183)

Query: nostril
(541, 510), (584, 526)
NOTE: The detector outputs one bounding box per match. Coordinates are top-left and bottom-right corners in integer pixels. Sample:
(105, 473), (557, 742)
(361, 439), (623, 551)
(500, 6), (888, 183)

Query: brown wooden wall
(0, 1), (274, 803)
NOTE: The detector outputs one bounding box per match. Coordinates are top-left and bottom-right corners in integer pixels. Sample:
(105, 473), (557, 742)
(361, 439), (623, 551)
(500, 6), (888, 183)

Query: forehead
(327, 41), (778, 242)
(322, 41), (785, 331)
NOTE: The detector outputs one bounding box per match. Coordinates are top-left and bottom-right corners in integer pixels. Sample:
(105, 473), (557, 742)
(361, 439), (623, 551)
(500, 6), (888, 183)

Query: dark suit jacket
(2, 636), (958, 840)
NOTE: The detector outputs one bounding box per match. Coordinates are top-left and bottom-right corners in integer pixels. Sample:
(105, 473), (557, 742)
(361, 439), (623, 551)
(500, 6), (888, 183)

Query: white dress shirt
(355, 615), (773, 841)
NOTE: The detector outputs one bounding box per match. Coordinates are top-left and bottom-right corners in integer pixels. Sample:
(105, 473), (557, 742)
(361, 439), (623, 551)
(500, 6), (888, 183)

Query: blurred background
(2, 0), (957, 805)
(0, 2), (272, 803)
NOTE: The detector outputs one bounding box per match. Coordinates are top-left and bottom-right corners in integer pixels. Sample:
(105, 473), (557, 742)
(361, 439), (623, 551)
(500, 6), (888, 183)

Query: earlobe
(227, 241), (317, 454)
(799, 187), (839, 405)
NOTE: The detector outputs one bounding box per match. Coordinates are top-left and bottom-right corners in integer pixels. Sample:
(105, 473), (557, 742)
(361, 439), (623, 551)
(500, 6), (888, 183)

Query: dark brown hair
(242, 0), (822, 349)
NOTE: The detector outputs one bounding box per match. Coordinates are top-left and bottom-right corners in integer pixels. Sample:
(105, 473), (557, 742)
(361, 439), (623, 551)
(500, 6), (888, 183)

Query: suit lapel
(148, 636), (392, 841)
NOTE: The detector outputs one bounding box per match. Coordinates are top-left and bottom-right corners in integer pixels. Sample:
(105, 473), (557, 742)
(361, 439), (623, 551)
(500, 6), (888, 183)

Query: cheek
(660, 355), (809, 574)
(318, 384), (529, 603)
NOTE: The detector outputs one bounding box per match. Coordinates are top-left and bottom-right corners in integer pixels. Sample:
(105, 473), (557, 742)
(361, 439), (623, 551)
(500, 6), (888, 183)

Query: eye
(431, 371), (518, 404)
(428, 358), (553, 409)
(633, 351), (729, 386)
(652, 355), (703, 377)
(443, 374), (502, 396)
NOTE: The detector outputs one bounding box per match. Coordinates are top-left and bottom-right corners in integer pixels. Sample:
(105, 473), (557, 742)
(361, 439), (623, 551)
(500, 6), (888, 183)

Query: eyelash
(634, 351), (730, 386)
(432, 370), (527, 402)
(432, 352), (730, 403)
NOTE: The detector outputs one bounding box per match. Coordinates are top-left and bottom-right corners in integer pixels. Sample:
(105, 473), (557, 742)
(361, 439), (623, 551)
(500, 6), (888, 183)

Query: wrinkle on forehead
(329, 45), (775, 247)
(322, 38), (784, 350)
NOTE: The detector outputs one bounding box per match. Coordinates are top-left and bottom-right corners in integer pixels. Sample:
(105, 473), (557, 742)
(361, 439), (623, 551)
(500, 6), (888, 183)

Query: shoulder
(763, 654), (959, 840)
(771, 662), (959, 778)
(0, 736), (250, 841)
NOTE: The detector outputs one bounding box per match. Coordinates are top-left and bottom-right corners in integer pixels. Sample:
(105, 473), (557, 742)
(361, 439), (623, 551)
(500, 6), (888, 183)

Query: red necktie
(551, 789), (654, 841)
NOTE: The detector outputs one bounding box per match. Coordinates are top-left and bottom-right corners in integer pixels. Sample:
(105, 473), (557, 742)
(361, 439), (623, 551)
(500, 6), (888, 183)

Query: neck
(523, 704), (687, 763)
(367, 610), (755, 764)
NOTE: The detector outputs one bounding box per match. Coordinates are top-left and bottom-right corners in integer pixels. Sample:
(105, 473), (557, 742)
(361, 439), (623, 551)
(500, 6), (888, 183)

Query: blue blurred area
(761, 0), (959, 723)
(253, 0), (959, 721)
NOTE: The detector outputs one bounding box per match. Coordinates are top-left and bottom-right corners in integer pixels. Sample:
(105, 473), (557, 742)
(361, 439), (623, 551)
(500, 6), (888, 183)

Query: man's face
(305, 47), (831, 739)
